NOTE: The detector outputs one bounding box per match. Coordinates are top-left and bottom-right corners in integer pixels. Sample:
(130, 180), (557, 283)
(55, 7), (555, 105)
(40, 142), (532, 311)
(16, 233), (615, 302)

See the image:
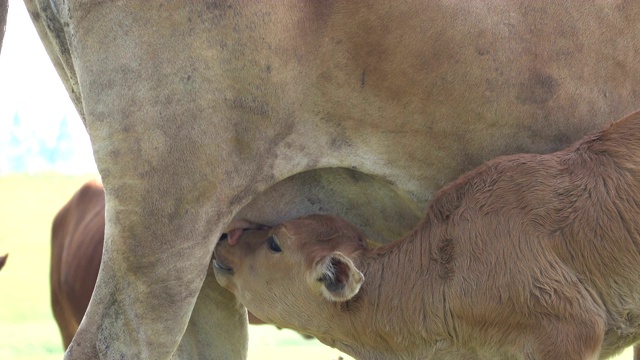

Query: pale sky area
(0, 1), (96, 173)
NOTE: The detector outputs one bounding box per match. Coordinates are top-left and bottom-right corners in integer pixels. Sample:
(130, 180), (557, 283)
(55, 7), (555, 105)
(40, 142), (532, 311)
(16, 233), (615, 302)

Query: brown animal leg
(634, 345), (640, 360)
(50, 286), (79, 349)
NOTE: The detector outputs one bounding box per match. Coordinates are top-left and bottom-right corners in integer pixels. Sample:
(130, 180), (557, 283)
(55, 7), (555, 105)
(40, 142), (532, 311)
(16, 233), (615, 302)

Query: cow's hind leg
(173, 269), (248, 359)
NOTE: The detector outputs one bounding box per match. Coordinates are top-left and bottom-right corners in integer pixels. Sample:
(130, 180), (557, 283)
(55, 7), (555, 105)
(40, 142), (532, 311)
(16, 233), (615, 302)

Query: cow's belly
(234, 167), (423, 244)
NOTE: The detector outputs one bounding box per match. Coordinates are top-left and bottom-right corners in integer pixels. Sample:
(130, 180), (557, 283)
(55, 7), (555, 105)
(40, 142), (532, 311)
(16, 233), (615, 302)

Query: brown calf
(50, 180), (105, 349)
(215, 111), (640, 360)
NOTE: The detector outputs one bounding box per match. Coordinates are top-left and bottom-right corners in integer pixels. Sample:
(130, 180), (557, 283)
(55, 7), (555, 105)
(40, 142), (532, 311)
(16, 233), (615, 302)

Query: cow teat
(224, 219), (271, 246)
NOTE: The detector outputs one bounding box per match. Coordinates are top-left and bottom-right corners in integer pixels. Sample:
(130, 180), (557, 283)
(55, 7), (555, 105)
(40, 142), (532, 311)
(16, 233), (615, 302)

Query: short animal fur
(215, 110), (640, 359)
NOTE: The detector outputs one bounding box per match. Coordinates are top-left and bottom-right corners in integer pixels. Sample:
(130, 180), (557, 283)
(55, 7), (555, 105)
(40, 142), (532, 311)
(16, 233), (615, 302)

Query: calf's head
(213, 214), (367, 328)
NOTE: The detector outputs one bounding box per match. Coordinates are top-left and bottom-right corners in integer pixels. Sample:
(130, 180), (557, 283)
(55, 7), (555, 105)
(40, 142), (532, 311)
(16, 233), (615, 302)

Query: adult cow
(11, 1), (640, 359)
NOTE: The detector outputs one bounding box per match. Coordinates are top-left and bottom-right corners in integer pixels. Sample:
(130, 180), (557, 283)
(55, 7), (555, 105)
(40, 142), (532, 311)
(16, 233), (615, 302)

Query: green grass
(0, 174), (96, 360)
(0, 174), (633, 359)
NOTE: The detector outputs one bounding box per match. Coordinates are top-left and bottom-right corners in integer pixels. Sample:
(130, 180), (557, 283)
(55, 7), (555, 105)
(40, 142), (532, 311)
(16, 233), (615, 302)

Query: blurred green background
(0, 174), (352, 360)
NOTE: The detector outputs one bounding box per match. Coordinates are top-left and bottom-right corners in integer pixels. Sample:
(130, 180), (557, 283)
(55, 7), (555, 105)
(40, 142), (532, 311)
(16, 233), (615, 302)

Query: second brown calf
(51, 180), (104, 348)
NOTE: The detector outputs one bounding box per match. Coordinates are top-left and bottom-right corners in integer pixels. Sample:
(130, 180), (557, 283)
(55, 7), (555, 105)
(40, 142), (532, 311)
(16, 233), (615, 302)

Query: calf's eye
(267, 235), (282, 253)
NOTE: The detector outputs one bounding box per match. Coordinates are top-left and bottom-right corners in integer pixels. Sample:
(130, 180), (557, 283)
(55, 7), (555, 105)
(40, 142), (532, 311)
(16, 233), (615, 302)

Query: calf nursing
(214, 111), (640, 360)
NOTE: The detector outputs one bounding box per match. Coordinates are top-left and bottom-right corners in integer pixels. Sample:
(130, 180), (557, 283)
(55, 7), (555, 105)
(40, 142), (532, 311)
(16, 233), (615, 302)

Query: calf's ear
(307, 252), (364, 302)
